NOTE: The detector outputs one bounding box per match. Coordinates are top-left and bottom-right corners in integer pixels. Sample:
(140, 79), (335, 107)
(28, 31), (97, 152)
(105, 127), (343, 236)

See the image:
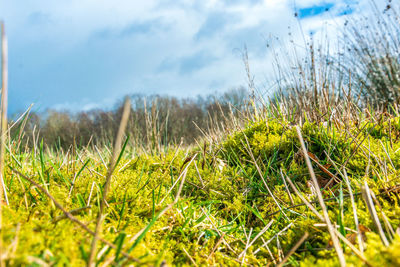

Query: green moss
(2, 115), (400, 265)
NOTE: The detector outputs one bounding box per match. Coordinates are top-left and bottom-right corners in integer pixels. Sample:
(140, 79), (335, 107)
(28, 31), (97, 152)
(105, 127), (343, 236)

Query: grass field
(2, 1), (400, 266)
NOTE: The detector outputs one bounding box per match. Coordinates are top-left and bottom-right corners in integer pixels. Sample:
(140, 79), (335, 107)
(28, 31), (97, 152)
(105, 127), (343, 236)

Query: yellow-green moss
(2, 115), (400, 266)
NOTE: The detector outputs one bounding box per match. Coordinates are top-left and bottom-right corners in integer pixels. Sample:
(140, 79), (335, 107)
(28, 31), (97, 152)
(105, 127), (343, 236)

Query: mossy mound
(222, 118), (400, 187)
(2, 115), (400, 266)
(220, 116), (400, 265)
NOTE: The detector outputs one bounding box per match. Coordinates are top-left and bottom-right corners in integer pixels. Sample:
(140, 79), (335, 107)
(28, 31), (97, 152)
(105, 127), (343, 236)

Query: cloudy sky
(0, 0), (376, 114)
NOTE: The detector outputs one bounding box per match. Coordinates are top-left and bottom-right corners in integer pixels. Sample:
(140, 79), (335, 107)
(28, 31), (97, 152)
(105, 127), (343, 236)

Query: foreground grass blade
(0, 21), (8, 267)
(115, 134), (130, 170)
(88, 97), (131, 267)
(68, 159), (90, 197)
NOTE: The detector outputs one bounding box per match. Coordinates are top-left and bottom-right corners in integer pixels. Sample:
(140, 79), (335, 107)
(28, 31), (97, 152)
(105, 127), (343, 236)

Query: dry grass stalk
(343, 169), (364, 254)
(95, 145), (107, 169)
(86, 181), (96, 206)
(193, 161), (205, 188)
(306, 154), (341, 190)
(11, 168), (139, 263)
(261, 239), (276, 264)
(0, 22), (8, 200)
(361, 181), (390, 246)
(238, 219), (274, 259)
(88, 97), (131, 267)
(68, 172), (79, 197)
(370, 191), (396, 240)
(314, 223), (357, 233)
(264, 189), (365, 218)
(207, 232), (225, 261)
(276, 232), (309, 267)
(254, 222), (293, 255)
(295, 126), (346, 267)
(98, 256), (115, 267)
(280, 170), (294, 205)
(0, 21), (8, 267)
(380, 140), (395, 169)
(183, 247), (198, 267)
(240, 227), (253, 266)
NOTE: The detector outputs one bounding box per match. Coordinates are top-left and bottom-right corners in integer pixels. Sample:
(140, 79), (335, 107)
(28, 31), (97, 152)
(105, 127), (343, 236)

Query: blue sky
(0, 0), (368, 114)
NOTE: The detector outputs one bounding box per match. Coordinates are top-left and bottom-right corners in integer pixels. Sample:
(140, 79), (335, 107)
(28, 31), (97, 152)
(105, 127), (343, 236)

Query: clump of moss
(222, 117), (400, 186)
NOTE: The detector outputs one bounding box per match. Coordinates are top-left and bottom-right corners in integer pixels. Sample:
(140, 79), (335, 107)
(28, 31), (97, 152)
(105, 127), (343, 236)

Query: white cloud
(0, 0), (376, 113)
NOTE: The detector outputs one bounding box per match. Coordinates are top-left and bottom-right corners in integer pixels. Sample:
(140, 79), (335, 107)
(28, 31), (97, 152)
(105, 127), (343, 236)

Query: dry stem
(0, 21), (9, 267)
(88, 97), (131, 266)
(295, 126), (345, 266)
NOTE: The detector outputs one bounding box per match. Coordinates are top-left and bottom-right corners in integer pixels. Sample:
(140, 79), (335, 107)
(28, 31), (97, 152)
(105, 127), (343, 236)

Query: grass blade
(88, 97), (131, 267)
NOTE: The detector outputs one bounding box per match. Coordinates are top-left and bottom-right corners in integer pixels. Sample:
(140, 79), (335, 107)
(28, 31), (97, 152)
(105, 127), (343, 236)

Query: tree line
(11, 88), (249, 150)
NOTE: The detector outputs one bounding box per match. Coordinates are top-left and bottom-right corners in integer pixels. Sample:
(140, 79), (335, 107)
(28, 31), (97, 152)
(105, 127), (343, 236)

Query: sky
(0, 0), (377, 114)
